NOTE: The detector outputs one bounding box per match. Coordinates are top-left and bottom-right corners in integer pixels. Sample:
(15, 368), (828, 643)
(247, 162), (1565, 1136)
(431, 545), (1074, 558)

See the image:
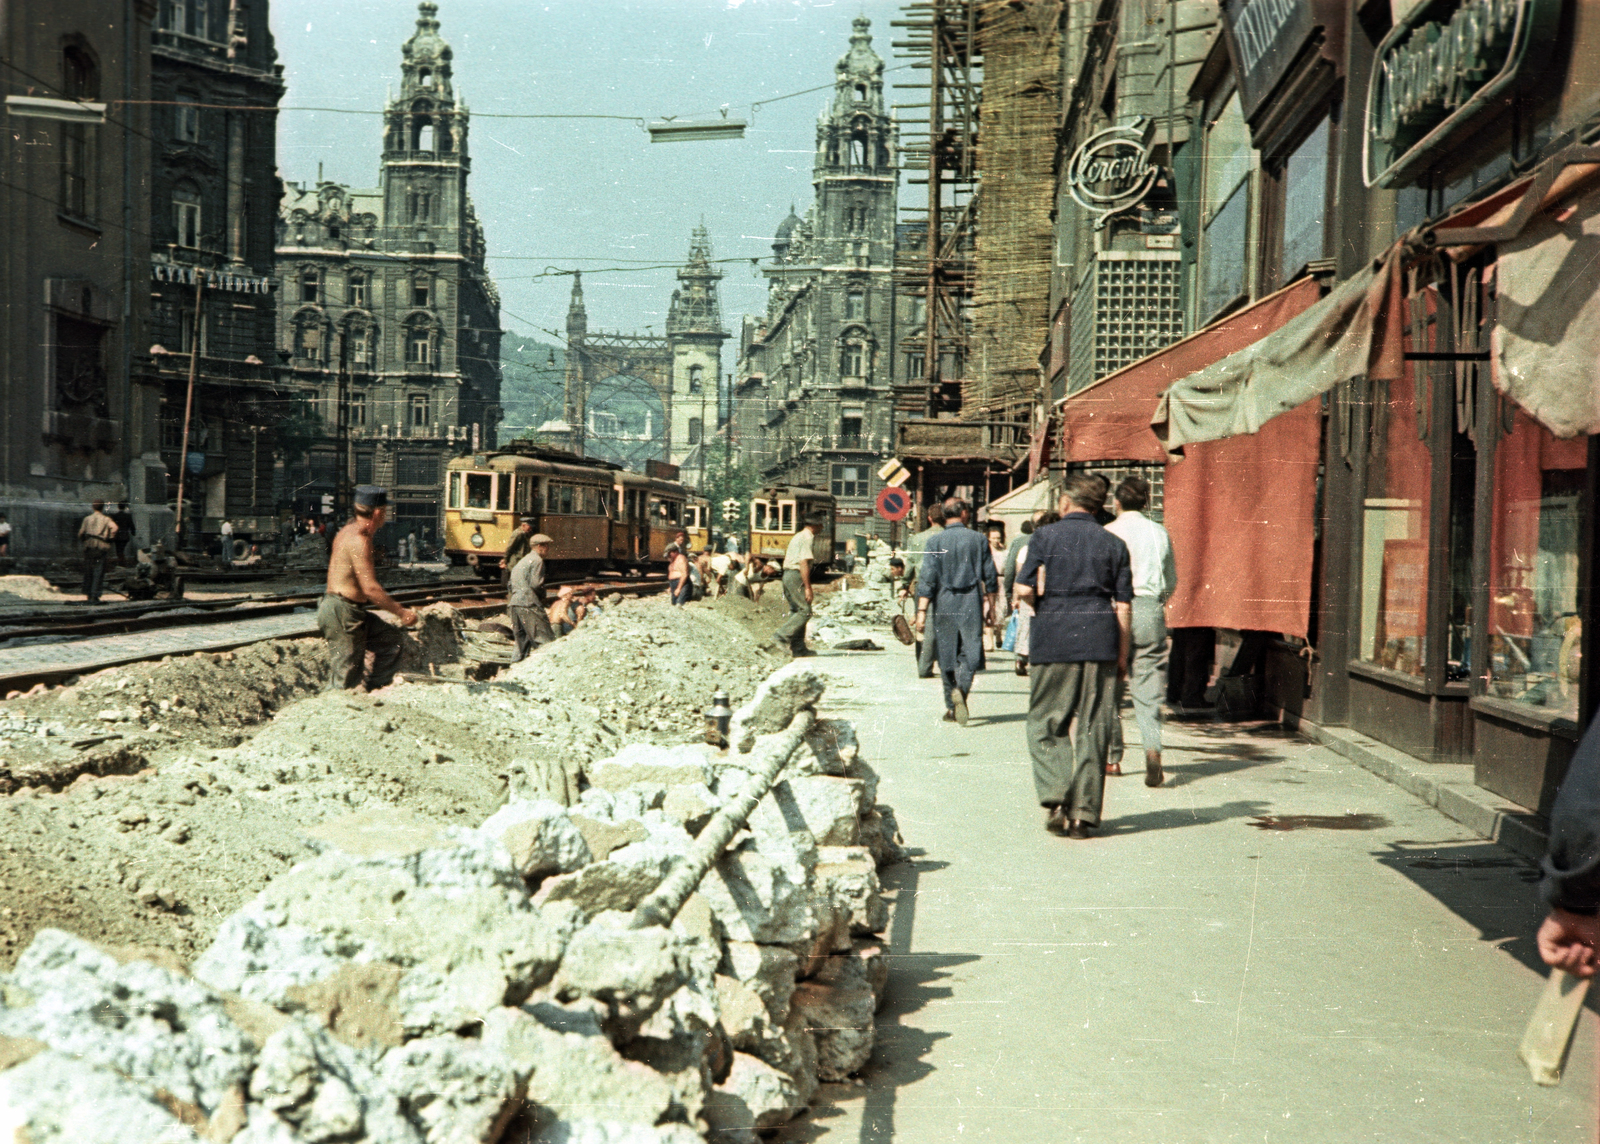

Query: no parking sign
(876, 486), (911, 522)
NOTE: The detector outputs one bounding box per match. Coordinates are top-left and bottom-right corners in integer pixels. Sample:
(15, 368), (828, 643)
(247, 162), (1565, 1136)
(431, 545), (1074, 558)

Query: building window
(688, 417), (702, 446)
(406, 327), (432, 364)
(419, 68), (433, 88)
(61, 123), (89, 218)
(348, 274), (367, 307)
(175, 97), (200, 143)
(845, 291), (865, 321)
(350, 391), (367, 426)
(409, 393), (430, 426)
(347, 326), (371, 365)
(178, 307), (205, 355)
(397, 454), (438, 485)
(840, 341), (864, 378)
(294, 316), (323, 361)
(831, 464), (866, 498)
(1279, 115), (1330, 283)
(355, 452), (374, 484)
(1199, 93), (1254, 324)
(412, 279), (429, 307)
(840, 415), (862, 449)
(170, 184), (200, 247)
(905, 352), (925, 379)
(54, 315), (106, 410)
(1488, 410), (1587, 720)
(417, 123), (435, 152)
(688, 364), (703, 394)
(1359, 374), (1434, 677)
(300, 269), (319, 303)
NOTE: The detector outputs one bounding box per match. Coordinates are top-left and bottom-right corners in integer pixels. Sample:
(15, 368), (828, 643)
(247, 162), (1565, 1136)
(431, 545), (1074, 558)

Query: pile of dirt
(0, 574), (70, 607)
(701, 587), (788, 645)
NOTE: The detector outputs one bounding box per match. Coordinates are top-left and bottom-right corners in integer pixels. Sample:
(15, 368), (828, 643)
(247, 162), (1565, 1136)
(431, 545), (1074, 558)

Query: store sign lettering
(1066, 124), (1159, 229)
(1364, 0), (1559, 187)
(1221, 0), (1317, 119)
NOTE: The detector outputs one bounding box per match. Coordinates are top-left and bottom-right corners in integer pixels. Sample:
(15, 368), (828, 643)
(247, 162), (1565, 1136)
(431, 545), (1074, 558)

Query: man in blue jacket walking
(915, 499), (997, 725)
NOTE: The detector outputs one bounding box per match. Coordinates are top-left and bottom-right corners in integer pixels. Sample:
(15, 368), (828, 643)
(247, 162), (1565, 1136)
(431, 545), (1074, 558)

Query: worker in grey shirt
(915, 499), (997, 725)
(770, 515), (820, 657)
(508, 532), (555, 659)
(1104, 476), (1177, 787)
(904, 503), (944, 678)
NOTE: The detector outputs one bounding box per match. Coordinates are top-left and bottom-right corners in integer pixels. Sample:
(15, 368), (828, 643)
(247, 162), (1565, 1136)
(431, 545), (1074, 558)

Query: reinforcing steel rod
(630, 707), (818, 930)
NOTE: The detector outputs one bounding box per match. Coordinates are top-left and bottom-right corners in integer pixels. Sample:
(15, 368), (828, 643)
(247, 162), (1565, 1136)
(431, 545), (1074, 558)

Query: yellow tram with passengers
(443, 447), (688, 575)
(683, 495), (712, 553)
(748, 485), (836, 570)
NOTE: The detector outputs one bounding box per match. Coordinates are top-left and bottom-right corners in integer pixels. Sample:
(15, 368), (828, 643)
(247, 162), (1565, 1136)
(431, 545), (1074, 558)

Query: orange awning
(1057, 276), (1324, 465)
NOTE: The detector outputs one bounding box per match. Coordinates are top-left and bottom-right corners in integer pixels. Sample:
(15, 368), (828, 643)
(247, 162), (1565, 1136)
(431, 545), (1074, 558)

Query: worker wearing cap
(508, 532), (556, 658)
(317, 485), (418, 690)
(77, 499), (117, 604)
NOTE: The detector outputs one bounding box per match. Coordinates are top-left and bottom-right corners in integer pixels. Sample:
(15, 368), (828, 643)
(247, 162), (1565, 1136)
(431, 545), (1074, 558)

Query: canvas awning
(1150, 247), (1406, 452)
(1058, 276), (1325, 464)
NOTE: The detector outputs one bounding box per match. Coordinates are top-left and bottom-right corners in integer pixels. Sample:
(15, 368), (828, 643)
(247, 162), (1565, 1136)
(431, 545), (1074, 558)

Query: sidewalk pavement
(780, 647), (1595, 1143)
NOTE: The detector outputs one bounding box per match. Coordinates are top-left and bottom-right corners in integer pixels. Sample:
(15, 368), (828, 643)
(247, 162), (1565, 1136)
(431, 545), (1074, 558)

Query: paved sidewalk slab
(781, 648), (1595, 1144)
(0, 612), (319, 684)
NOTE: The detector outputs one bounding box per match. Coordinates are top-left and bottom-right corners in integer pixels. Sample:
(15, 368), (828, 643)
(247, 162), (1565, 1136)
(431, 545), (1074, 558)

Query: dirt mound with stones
(0, 664), (907, 1143)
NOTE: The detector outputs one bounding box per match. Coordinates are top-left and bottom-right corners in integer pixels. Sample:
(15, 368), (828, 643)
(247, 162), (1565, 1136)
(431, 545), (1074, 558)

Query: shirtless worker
(316, 485), (418, 691)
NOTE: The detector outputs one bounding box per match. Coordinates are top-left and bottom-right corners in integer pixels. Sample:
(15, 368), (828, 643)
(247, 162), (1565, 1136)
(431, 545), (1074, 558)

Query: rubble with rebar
(0, 594), (904, 1143)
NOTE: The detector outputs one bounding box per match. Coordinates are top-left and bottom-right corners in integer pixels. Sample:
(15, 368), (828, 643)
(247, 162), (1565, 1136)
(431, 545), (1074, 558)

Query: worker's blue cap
(354, 485), (388, 507)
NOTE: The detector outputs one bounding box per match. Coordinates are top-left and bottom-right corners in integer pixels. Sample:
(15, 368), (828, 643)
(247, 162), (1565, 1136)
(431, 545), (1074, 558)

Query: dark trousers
(317, 593), (403, 691)
(510, 604), (555, 659)
(671, 579), (693, 606)
(933, 586), (983, 710)
(1167, 627), (1214, 707)
(1028, 659), (1117, 825)
(773, 568), (811, 650)
(81, 547), (109, 602)
(113, 539), (129, 564)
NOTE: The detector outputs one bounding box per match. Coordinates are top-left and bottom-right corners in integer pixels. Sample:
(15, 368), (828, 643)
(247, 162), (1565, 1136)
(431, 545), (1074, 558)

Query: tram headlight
(470, 529), (485, 548)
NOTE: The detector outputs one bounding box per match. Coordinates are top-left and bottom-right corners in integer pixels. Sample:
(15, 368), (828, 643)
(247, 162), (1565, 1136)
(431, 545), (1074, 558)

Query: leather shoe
(1045, 806), (1067, 835)
(793, 648), (817, 657)
(1014, 661), (1028, 676)
(1065, 820), (1093, 840)
(1144, 750), (1164, 787)
(1104, 762), (1122, 777)
(952, 692), (969, 725)
(942, 710), (956, 723)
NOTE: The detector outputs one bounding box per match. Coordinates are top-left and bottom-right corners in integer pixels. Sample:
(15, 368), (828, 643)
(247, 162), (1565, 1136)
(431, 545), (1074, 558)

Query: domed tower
(665, 225), (729, 467)
(772, 204), (803, 263)
(380, 2), (470, 255)
(813, 17), (896, 269)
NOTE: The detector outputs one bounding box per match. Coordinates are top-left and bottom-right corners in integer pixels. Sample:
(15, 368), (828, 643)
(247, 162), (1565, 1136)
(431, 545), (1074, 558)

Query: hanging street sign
(1065, 121), (1160, 230)
(876, 457), (911, 488)
(1364, 0), (1560, 188)
(876, 486), (911, 522)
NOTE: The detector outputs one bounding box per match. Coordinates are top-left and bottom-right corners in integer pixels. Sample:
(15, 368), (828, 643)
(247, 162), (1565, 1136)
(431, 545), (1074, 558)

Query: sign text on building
(1222, 0), (1318, 119)
(1364, 0), (1560, 187)
(1066, 123), (1159, 230)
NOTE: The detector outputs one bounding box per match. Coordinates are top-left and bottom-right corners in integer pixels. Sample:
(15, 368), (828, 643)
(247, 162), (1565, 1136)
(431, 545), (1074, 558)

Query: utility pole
(334, 326), (353, 524)
(173, 270), (205, 550)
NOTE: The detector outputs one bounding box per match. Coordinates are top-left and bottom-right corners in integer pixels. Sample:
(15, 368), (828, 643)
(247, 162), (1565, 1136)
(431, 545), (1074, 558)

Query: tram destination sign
(1066, 122), (1159, 230)
(1364, 0), (1561, 187)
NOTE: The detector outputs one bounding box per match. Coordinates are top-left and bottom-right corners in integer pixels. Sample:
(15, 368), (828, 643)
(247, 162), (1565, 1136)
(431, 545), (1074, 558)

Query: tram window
(560, 485), (574, 514)
(447, 472), (461, 509)
(515, 477), (534, 514)
(495, 475), (512, 511)
(780, 503), (794, 532)
(667, 501), (681, 524)
(754, 502), (768, 530)
(465, 473), (492, 509)
(598, 489), (612, 517)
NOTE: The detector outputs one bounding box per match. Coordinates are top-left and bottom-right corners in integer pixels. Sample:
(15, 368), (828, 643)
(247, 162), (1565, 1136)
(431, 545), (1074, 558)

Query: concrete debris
(0, 597), (907, 1143)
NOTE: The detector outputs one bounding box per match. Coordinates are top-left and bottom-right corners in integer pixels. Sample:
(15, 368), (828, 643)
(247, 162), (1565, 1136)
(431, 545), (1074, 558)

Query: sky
(270, 0), (911, 355)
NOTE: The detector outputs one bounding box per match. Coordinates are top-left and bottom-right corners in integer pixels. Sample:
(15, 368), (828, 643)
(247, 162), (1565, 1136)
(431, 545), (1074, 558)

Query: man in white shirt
(770, 517), (819, 657)
(1104, 476), (1177, 787)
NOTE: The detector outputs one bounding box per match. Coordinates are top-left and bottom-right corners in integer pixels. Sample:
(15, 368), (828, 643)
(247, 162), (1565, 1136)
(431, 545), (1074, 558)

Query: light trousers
(1028, 659), (1118, 825)
(1109, 596), (1168, 766)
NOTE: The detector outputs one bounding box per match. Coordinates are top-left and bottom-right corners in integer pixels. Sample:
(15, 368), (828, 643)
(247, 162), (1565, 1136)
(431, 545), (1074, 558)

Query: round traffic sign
(876, 486), (911, 522)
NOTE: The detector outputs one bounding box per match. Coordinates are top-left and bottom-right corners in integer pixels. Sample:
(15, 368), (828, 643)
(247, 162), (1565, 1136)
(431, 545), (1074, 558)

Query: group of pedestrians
(76, 500), (137, 604)
(897, 473), (1175, 839)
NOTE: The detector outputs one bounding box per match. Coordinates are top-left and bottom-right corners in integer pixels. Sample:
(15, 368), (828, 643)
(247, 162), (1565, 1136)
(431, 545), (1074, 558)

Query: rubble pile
(0, 666), (905, 1144)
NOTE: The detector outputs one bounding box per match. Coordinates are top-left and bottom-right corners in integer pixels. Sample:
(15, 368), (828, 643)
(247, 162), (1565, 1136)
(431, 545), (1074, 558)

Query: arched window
(299, 268), (319, 303)
(173, 184), (201, 248)
(417, 123), (434, 152)
(854, 83), (867, 102)
(850, 128), (868, 169)
(688, 364), (703, 394)
(62, 43), (99, 99)
(688, 418), (703, 446)
(293, 311), (325, 361)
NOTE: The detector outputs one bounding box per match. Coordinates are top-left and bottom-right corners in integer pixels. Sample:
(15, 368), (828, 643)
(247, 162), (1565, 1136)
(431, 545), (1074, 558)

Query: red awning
(1055, 275), (1328, 637)
(1057, 276), (1324, 464)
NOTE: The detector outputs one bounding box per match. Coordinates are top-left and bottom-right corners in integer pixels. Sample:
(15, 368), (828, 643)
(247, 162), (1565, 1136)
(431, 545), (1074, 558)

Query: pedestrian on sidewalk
(905, 504), (944, 678)
(77, 500), (117, 604)
(1016, 474), (1132, 838)
(508, 532), (556, 659)
(1104, 476), (1177, 787)
(316, 486), (419, 690)
(1538, 717), (1600, 976)
(1008, 511), (1059, 676)
(984, 521), (1008, 651)
(915, 500), (996, 725)
(770, 515), (820, 657)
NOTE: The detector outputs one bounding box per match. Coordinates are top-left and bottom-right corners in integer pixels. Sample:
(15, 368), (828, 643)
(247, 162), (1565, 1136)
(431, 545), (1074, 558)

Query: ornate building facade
(274, 2), (501, 544)
(146, 0), (286, 542)
(733, 17), (902, 542)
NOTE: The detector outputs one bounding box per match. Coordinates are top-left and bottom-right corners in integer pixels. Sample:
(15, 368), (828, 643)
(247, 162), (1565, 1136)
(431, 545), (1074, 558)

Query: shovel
(1518, 968), (1591, 1085)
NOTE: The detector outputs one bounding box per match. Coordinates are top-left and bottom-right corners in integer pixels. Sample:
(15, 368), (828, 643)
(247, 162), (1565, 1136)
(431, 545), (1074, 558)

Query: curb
(1280, 714), (1550, 864)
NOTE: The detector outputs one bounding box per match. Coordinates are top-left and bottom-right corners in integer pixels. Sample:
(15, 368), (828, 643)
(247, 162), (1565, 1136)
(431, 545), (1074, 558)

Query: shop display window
(1487, 409), (1586, 719)
(1359, 372), (1433, 676)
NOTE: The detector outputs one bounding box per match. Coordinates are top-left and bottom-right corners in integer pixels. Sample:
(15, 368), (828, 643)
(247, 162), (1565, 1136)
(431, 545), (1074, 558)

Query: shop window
(465, 472), (491, 508)
(1199, 93), (1254, 323)
(1358, 374), (1434, 676)
(831, 464), (866, 497)
(1487, 409), (1587, 719)
(1279, 115), (1329, 282)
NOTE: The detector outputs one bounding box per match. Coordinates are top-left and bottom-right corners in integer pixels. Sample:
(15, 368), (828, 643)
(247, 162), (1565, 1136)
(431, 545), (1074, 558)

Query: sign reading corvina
(1364, 0), (1560, 187)
(1066, 123), (1159, 229)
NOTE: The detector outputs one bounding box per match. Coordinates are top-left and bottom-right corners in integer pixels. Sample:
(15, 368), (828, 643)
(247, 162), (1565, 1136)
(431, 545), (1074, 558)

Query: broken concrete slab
(750, 776), (864, 848)
(480, 799), (593, 882)
(0, 1050), (202, 1144)
(533, 840), (677, 917)
(549, 913), (692, 1040)
(702, 1051), (804, 1140)
(815, 846), (890, 936)
(587, 744), (713, 792)
(728, 667), (826, 754)
(380, 1034), (524, 1144)
(696, 834), (816, 946)
(245, 1019), (421, 1144)
(791, 972), (875, 1081)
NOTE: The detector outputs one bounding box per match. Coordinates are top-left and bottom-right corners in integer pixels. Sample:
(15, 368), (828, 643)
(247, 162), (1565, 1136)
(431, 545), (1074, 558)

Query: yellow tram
(683, 495), (712, 553)
(443, 447), (689, 574)
(748, 485), (836, 570)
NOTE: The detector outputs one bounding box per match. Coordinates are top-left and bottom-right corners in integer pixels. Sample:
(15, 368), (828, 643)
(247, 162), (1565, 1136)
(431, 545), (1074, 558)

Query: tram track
(0, 572), (670, 695)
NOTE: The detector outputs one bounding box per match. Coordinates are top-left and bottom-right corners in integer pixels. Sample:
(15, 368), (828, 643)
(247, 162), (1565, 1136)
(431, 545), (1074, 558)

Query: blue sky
(271, 0), (909, 354)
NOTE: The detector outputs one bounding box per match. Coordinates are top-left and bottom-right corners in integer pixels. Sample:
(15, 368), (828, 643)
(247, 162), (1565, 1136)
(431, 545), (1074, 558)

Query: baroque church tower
(380, 3), (471, 257)
(664, 225), (728, 466)
(813, 17), (898, 277)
